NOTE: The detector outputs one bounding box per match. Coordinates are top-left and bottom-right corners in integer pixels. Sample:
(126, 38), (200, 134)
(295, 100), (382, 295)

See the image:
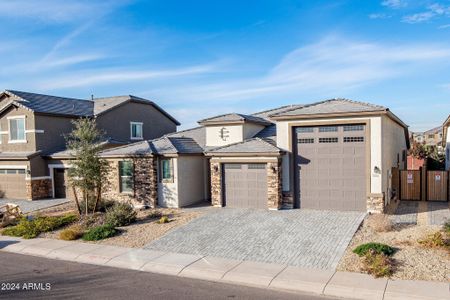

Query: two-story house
(443, 115), (450, 170)
(0, 90), (179, 200)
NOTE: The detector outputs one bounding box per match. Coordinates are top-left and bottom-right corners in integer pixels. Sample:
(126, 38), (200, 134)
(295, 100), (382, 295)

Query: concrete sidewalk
(0, 236), (448, 300)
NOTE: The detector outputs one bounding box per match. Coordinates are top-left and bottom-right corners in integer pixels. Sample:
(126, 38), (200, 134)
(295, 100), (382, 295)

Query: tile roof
(0, 151), (41, 159)
(198, 113), (271, 126)
(271, 98), (387, 117)
(205, 138), (282, 154)
(423, 126), (443, 135)
(99, 140), (153, 157)
(252, 104), (304, 120)
(1, 90), (180, 125)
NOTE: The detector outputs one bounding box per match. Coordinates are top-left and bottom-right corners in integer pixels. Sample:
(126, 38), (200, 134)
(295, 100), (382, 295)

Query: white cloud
(381, 0), (407, 9)
(369, 13), (391, 19)
(402, 3), (450, 24)
(438, 23), (450, 29)
(0, 0), (129, 22)
(36, 64), (220, 89)
(154, 36), (450, 104)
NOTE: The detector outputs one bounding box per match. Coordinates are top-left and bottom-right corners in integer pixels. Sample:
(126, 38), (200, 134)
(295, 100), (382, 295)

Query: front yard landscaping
(337, 213), (450, 282)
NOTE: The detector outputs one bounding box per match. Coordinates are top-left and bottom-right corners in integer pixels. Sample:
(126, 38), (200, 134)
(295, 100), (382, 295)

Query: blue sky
(1, 0), (450, 131)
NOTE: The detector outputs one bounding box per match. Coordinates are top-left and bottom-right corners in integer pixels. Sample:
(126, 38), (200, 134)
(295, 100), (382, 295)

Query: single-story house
(98, 98), (409, 213)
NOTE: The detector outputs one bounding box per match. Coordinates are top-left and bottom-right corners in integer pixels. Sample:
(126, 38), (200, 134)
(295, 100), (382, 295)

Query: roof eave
(205, 151), (284, 157)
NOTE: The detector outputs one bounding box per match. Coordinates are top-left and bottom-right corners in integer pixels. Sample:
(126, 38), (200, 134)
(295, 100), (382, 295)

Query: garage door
(0, 169), (27, 199)
(295, 124), (367, 211)
(223, 163), (267, 209)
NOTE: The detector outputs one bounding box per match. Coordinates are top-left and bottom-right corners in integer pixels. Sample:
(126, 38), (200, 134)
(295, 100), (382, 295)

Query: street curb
(0, 236), (448, 300)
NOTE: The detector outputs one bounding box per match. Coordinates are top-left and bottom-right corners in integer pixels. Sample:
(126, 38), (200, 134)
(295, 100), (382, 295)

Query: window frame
(160, 158), (174, 183)
(8, 116), (26, 143)
(118, 160), (134, 194)
(130, 122), (143, 140)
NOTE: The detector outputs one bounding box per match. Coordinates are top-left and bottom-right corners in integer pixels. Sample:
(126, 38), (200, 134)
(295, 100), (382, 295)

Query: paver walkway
(0, 198), (69, 213)
(428, 201), (450, 225)
(145, 208), (365, 270)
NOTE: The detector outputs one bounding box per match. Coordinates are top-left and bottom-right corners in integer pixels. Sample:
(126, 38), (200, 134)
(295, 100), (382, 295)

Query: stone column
(26, 179), (52, 200)
(133, 157), (158, 208)
(210, 162), (222, 207)
(367, 193), (385, 213)
(267, 159), (282, 210)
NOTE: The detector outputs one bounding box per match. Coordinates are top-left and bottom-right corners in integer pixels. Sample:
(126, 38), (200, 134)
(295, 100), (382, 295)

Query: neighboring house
(0, 90), (179, 200)
(443, 115), (450, 170)
(412, 126), (443, 147)
(406, 155), (425, 170)
(99, 98), (409, 213)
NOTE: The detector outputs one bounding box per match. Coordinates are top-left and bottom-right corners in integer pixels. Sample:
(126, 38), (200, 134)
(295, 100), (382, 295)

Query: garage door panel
(296, 124), (367, 212)
(224, 163), (267, 209)
(0, 173), (27, 199)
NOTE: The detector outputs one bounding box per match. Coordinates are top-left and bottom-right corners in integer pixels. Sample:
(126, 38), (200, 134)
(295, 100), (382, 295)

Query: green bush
(105, 202), (137, 227)
(59, 225), (84, 241)
(444, 221), (450, 234)
(362, 249), (395, 278)
(353, 243), (395, 257)
(82, 224), (117, 241)
(1, 214), (77, 239)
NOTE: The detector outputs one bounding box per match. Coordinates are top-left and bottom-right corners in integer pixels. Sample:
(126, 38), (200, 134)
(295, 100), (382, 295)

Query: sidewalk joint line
(268, 264), (288, 288)
(382, 279), (389, 300)
(220, 260), (244, 280)
(321, 270), (336, 295)
(176, 255), (205, 276)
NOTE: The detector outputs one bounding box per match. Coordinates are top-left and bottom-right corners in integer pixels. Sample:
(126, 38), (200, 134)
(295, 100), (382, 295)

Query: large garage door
(223, 163), (267, 209)
(0, 169), (27, 199)
(296, 124), (367, 211)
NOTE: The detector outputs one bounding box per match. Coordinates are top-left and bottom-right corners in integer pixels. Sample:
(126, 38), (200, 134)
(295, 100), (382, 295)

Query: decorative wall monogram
(219, 127), (230, 141)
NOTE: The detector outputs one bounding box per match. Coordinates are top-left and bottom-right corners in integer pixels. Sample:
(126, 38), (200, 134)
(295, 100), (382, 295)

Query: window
(130, 122), (143, 140)
(161, 159), (173, 181)
(319, 137), (338, 143)
(343, 125), (364, 131)
(298, 138), (314, 144)
(248, 164), (266, 169)
(0, 169), (25, 174)
(119, 161), (134, 193)
(343, 136), (364, 143)
(428, 134), (434, 139)
(319, 126), (338, 132)
(9, 118), (26, 142)
(296, 127), (314, 133)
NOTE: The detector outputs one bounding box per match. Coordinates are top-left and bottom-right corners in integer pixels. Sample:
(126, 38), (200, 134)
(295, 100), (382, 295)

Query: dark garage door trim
(292, 120), (371, 211)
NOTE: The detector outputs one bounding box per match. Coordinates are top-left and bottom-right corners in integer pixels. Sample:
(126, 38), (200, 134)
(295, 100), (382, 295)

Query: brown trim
(289, 119), (372, 208)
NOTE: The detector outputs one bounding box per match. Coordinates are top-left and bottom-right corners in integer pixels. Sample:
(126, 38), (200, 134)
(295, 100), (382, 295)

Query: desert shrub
(444, 221), (450, 234)
(59, 225), (84, 241)
(353, 243), (395, 257)
(367, 214), (393, 232)
(105, 202), (137, 227)
(82, 224), (117, 241)
(147, 210), (163, 219)
(2, 214), (77, 239)
(158, 216), (170, 224)
(362, 249), (395, 278)
(418, 232), (449, 248)
(79, 199), (115, 213)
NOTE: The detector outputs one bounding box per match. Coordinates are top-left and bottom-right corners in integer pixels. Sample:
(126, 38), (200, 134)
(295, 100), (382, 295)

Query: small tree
(65, 118), (110, 215)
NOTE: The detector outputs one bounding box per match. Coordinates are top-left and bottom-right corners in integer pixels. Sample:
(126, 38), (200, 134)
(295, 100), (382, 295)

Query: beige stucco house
(0, 90), (179, 200)
(99, 98), (409, 213)
(443, 115), (450, 170)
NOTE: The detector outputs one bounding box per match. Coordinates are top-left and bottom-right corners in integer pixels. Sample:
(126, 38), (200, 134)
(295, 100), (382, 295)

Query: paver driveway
(0, 198), (69, 213)
(145, 208), (365, 270)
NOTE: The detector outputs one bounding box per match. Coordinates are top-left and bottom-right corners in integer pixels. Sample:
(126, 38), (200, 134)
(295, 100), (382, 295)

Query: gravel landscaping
(39, 203), (203, 248)
(337, 214), (450, 282)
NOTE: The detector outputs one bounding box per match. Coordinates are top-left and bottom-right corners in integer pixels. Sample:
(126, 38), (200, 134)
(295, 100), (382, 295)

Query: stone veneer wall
(367, 194), (385, 213)
(102, 157), (158, 208)
(210, 162), (222, 207)
(26, 179), (52, 200)
(267, 159), (282, 210)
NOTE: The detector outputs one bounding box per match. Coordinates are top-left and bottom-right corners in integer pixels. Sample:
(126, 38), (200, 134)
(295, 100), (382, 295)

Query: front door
(54, 168), (67, 198)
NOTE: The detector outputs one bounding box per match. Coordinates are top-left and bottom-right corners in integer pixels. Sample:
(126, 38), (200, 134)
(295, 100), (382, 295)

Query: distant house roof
(198, 113), (272, 126)
(205, 138), (283, 156)
(423, 126), (443, 135)
(0, 90), (180, 125)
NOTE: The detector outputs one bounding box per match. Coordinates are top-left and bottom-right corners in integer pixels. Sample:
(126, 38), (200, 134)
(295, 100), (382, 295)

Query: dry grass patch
(362, 249), (395, 278)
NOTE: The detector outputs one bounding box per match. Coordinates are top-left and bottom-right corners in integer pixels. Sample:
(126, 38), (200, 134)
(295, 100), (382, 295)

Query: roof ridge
(198, 112), (243, 123)
(252, 104), (301, 116)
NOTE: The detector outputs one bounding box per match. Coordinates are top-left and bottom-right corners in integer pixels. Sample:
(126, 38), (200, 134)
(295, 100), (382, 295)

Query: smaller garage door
(0, 169), (27, 199)
(223, 163), (267, 209)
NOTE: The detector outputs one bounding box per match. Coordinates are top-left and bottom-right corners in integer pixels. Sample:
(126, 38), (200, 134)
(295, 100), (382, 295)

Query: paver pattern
(0, 198), (69, 213)
(427, 201), (450, 225)
(145, 208), (365, 270)
(392, 201), (418, 225)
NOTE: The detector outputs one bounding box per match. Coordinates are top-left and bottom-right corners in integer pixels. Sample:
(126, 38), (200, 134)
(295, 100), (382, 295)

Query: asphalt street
(0, 252), (342, 300)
